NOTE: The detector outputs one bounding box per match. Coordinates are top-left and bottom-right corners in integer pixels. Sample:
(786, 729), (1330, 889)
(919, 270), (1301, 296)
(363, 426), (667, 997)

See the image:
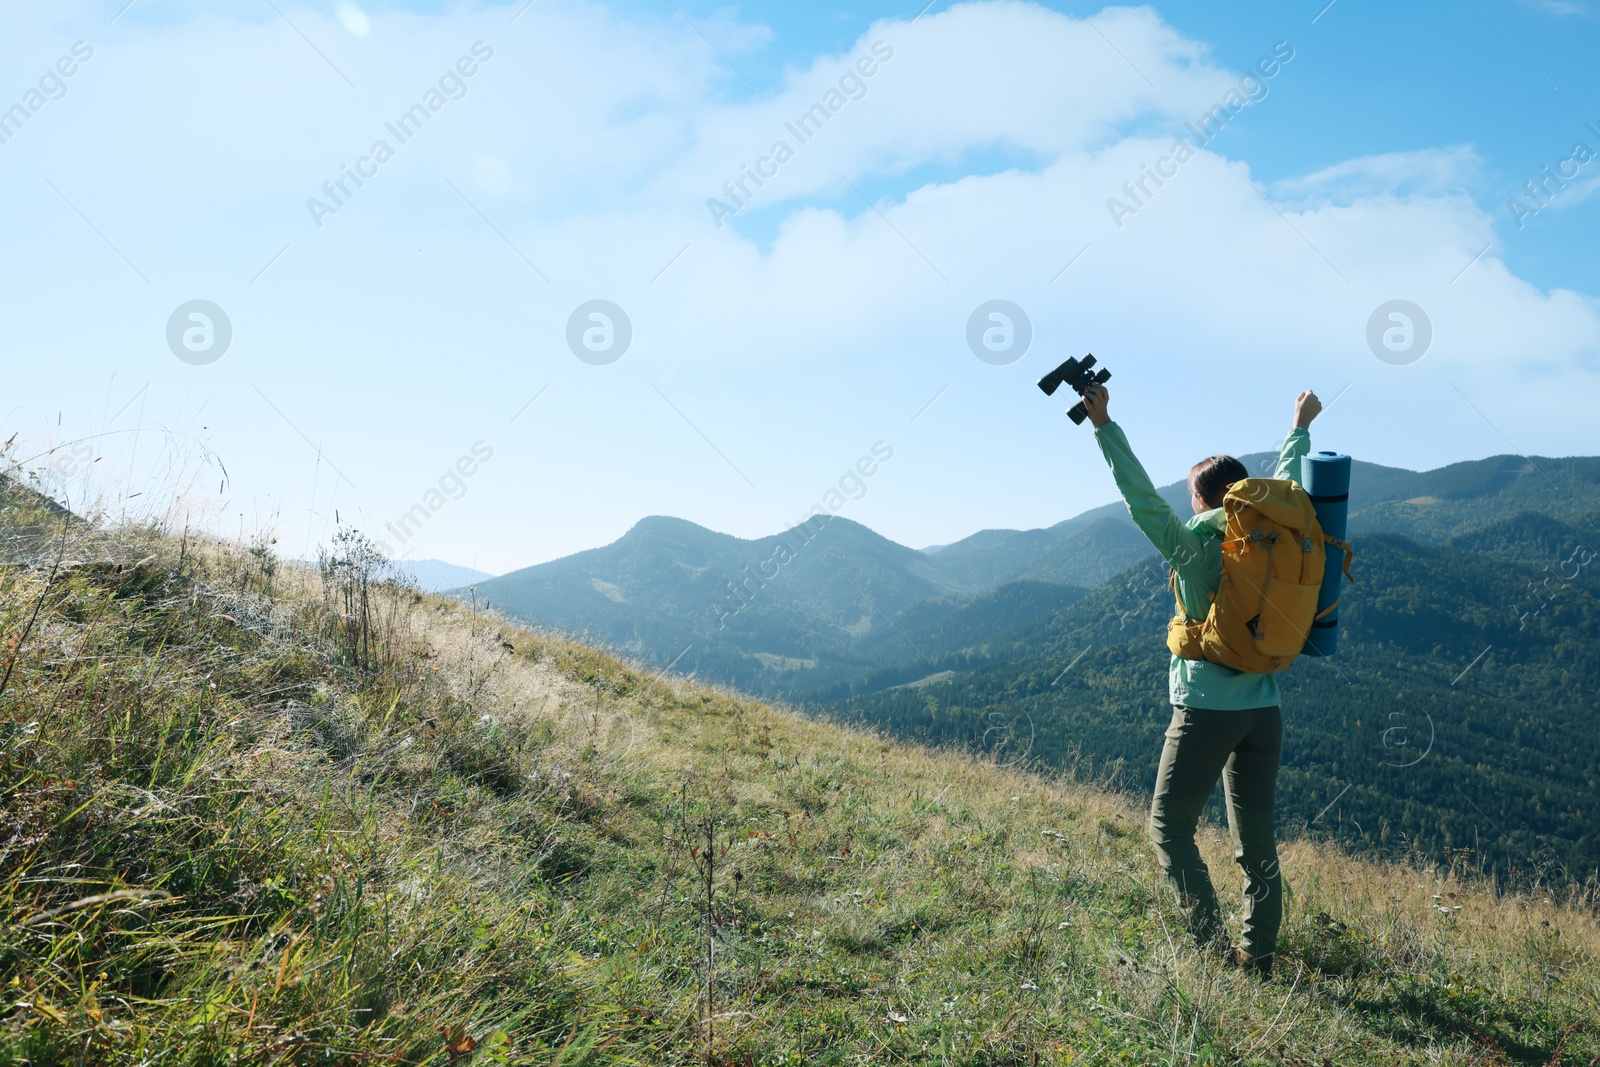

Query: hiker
(1079, 383), (1322, 976)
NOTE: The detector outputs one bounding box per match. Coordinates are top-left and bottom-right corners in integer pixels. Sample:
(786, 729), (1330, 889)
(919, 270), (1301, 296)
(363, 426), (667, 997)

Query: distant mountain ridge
(393, 559), (496, 593)
(919, 452), (1600, 588)
(469, 513), (985, 692)
(470, 451), (1600, 694)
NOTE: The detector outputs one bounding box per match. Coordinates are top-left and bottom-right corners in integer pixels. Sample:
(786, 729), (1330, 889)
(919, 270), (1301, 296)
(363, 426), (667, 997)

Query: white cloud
(1516, 0), (1587, 15)
(1553, 172), (1600, 210)
(1269, 146), (1482, 204)
(335, 3), (372, 37)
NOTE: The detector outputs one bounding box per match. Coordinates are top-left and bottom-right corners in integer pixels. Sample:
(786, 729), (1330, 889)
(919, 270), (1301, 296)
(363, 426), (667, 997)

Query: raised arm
(1273, 389), (1321, 481)
(1081, 385), (1209, 574)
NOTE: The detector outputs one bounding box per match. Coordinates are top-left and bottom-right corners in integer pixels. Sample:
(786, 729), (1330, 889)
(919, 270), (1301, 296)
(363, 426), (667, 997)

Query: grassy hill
(3, 497), (1599, 1064)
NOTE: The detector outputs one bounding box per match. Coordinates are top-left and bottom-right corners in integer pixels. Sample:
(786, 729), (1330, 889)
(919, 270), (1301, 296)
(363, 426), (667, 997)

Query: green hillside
(4, 496), (1599, 1065)
(805, 579), (1093, 698)
(829, 520), (1600, 886)
(1345, 455), (1600, 542)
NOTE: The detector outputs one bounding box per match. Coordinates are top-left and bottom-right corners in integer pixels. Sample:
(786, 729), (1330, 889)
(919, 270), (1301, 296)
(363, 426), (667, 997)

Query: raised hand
(1294, 390), (1322, 430)
(1082, 383), (1111, 429)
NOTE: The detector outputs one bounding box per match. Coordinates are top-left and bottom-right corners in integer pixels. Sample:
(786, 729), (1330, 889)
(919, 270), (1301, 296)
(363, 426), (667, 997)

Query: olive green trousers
(1149, 704), (1283, 966)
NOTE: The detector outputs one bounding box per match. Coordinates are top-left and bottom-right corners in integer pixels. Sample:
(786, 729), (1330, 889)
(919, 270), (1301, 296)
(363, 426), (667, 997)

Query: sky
(2, 0), (1597, 575)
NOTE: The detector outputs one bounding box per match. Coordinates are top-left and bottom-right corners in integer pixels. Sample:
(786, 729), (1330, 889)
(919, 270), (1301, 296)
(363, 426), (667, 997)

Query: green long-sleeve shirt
(1093, 421), (1311, 710)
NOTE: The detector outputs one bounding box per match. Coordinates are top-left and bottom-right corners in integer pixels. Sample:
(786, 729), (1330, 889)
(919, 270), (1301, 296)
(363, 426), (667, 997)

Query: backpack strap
(1168, 563), (1215, 623)
(1324, 535), (1355, 581)
(1222, 529), (1281, 554)
(1312, 536), (1356, 620)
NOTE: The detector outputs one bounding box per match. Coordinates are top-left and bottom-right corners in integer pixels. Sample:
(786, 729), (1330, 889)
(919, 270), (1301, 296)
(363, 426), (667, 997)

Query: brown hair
(1189, 455), (1248, 509)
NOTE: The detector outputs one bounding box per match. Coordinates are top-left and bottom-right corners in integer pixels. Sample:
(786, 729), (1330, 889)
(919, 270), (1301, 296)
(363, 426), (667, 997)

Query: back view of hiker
(1079, 383), (1322, 976)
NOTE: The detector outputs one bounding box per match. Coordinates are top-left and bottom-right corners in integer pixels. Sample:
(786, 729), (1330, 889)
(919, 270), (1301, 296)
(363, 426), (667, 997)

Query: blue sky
(2, 0), (1597, 573)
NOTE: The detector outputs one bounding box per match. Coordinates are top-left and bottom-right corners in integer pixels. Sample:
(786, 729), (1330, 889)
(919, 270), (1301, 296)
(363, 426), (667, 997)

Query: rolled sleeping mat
(1301, 451), (1351, 657)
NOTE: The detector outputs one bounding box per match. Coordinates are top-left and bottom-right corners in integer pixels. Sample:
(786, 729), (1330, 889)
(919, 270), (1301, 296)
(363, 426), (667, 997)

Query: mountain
(471, 513), (1044, 694)
(393, 558), (496, 593)
(474, 451), (1600, 697)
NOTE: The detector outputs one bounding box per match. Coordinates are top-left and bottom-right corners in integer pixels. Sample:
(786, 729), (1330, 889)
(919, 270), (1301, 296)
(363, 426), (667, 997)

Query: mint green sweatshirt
(1093, 421), (1311, 710)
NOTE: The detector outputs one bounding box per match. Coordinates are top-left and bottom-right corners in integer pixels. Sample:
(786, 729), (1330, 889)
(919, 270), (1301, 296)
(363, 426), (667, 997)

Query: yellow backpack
(1167, 478), (1353, 674)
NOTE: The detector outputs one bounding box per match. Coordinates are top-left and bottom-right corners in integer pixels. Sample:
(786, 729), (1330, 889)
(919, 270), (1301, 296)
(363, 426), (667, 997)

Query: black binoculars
(1037, 354), (1111, 425)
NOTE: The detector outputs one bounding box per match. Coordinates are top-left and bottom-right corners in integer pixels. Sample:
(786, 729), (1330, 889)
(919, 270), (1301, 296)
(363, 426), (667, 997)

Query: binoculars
(1037, 354), (1111, 425)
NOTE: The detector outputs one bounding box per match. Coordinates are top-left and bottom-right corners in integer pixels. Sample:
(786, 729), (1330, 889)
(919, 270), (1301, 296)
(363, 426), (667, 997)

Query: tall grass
(1, 471), (1597, 1065)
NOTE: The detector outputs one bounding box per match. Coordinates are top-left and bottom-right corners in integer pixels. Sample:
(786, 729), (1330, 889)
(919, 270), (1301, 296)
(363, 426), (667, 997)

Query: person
(1078, 383), (1322, 977)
